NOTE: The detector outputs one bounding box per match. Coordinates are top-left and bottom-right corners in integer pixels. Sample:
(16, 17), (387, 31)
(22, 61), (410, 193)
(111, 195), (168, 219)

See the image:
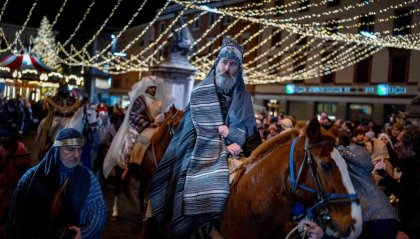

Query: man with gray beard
(148, 37), (261, 238)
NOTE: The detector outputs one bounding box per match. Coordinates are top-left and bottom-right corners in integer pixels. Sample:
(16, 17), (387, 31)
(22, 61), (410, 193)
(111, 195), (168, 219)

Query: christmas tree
(32, 16), (61, 71)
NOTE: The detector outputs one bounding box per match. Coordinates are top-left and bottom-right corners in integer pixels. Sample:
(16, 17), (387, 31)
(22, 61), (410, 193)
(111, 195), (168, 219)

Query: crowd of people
(0, 37), (419, 239)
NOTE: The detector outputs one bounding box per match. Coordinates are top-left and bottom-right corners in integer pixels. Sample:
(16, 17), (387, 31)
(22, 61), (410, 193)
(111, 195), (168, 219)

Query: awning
(0, 48), (52, 73)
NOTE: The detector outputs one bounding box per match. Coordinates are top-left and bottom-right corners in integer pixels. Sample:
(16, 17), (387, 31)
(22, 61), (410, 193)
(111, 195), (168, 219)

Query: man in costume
(103, 76), (171, 217)
(37, 83), (80, 160)
(149, 37), (261, 238)
(6, 128), (107, 239)
(125, 76), (165, 166)
(104, 76), (169, 178)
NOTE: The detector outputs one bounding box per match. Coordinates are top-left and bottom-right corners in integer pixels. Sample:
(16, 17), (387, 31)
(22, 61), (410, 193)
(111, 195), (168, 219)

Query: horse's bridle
(289, 136), (360, 222)
(168, 110), (180, 136)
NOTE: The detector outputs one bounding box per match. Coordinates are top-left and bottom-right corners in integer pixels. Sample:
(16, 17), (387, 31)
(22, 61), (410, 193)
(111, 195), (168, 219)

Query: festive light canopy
(0, 0), (418, 84)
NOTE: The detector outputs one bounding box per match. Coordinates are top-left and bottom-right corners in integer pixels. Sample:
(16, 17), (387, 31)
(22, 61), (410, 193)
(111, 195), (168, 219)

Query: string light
(59, 0), (96, 48)
(0, 0), (38, 53)
(0, 0), (9, 22)
(51, 0), (69, 27)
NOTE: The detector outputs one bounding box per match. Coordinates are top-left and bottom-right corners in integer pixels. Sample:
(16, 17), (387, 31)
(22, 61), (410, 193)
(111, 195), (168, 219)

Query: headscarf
(378, 133), (393, 149)
(103, 75), (173, 177)
(209, 37), (257, 138)
(21, 128), (90, 238)
(43, 128), (84, 175)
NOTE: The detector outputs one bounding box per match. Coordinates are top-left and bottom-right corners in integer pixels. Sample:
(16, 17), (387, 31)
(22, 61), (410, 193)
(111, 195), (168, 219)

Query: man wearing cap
(149, 37), (261, 238)
(6, 128), (107, 239)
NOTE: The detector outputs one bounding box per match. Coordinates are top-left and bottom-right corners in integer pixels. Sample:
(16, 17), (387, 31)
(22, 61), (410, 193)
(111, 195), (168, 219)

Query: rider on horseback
(37, 82), (80, 160)
(126, 76), (165, 169)
(103, 76), (171, 217)
(148, 37), (261, 238)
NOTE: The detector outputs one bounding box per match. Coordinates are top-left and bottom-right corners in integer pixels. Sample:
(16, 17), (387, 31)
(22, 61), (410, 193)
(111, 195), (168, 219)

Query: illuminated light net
(0, 0), (418, 84)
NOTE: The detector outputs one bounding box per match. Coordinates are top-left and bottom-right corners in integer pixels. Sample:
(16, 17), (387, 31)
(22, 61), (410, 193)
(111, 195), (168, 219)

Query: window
(241, 32), (250, 51)
(359, 14), (375, 33)
(271, 29), (281, 47)
(326, 19), (339, 34)
(393, 8), (413, 35)
(208, 13), (216, 27)
(299, 0), (310, 12)
(223, 16), (234, 26)
(293, 55), (306, 73)
(207, 37), (215, 54)
(348, 104), (372, 122)
(321, 72), (335, 83)
(296, 34), (307, 45)
(320, 44), (337, 83)
(159, 22), (165, 34)
(354, 56), (372, 83)
(316, 102), (337, 120)
(388, 48), (410, 83)
(193, 13), (201, 30)
(327, 0), (340, 7)
(274, 0), (284, 16)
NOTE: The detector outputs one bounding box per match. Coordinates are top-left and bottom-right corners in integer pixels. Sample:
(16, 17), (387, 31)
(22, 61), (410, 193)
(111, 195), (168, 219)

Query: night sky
(1, 0), (167, 41)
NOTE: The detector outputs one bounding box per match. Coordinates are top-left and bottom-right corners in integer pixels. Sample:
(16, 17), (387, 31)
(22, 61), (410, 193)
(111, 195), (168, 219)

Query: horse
(66, 104), (100, 171)
(112, 105), (185, 218)
(142, 117), (362, 239)
(220, 117), (362, 238)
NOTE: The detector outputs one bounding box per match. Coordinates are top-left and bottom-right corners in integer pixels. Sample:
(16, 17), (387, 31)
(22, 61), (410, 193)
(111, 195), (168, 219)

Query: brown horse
(220, 117), (362, 238)
(119, 105), (185, 217)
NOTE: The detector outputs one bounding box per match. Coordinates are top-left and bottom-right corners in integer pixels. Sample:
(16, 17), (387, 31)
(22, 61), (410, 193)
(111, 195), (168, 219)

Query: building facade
(114, 0), (419, 125)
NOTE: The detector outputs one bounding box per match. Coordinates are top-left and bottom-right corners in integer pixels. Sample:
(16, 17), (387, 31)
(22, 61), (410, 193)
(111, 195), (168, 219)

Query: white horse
(67, 104), (100, 171)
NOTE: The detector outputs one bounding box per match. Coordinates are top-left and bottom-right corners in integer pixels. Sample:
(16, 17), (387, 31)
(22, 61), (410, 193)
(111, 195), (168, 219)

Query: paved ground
(21, 131), (143, 239)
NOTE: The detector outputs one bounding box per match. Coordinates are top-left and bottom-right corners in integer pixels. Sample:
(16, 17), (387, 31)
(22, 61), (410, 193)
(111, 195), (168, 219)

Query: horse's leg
(138, 177), (146, 220)
(112, 166), (123, 218)
(112, 196), (119, 217)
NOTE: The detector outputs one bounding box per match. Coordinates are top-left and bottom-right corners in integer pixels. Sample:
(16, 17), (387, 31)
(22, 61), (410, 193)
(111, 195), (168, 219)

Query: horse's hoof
(112, 209), (119, 217)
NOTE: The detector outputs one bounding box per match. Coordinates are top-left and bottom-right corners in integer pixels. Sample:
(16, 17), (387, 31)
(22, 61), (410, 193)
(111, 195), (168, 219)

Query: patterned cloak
(149, 70), (259, 238)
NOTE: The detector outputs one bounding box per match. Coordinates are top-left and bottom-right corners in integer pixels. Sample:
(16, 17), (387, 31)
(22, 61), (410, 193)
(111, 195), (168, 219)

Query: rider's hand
(227, 143), (242, 157)
(68, 225), (81, 239)
(373, 160), (387, 176)
(218, 125), (229, 138)
(396, 231), (410, 239)
(302, 221), (325, 239)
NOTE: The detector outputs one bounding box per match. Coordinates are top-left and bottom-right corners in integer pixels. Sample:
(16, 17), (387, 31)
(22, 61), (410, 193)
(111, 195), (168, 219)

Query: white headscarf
(103, 75), (173, 177)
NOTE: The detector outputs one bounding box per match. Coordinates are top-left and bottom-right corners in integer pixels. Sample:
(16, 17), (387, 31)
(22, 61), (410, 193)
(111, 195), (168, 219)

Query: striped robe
(5, 160), (107, 239)
(150, 72), (252, 238)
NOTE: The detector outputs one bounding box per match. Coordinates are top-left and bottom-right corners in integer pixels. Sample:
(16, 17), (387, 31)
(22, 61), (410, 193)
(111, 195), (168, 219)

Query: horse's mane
(150, 117), (171, 144)
(247, 129), (300, 164)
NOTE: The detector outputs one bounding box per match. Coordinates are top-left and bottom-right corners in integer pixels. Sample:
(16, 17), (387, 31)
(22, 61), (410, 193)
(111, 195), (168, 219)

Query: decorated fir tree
(32, 16), (61, 71)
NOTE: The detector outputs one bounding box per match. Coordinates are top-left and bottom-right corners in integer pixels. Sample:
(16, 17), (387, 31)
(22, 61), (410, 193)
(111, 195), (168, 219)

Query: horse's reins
(150, 110), (180, 167)
(289, 136), (359, 222)
(168, 110), (179, 136)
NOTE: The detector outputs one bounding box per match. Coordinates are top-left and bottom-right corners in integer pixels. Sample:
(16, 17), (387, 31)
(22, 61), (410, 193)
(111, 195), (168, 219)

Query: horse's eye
(321, 162), (333, 171)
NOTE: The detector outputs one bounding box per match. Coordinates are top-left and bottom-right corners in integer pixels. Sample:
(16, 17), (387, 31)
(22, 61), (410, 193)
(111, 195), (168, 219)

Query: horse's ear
(91, 103), (98, 109)
(170, 104), (177, 113)
(306, 117), (321, 143)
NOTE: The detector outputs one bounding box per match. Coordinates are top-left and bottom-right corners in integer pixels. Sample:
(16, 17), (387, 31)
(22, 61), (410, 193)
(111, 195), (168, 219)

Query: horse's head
(83, 104), (99, 127)
(294, 117), (362, 238)
(164, 105), (184, 132)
